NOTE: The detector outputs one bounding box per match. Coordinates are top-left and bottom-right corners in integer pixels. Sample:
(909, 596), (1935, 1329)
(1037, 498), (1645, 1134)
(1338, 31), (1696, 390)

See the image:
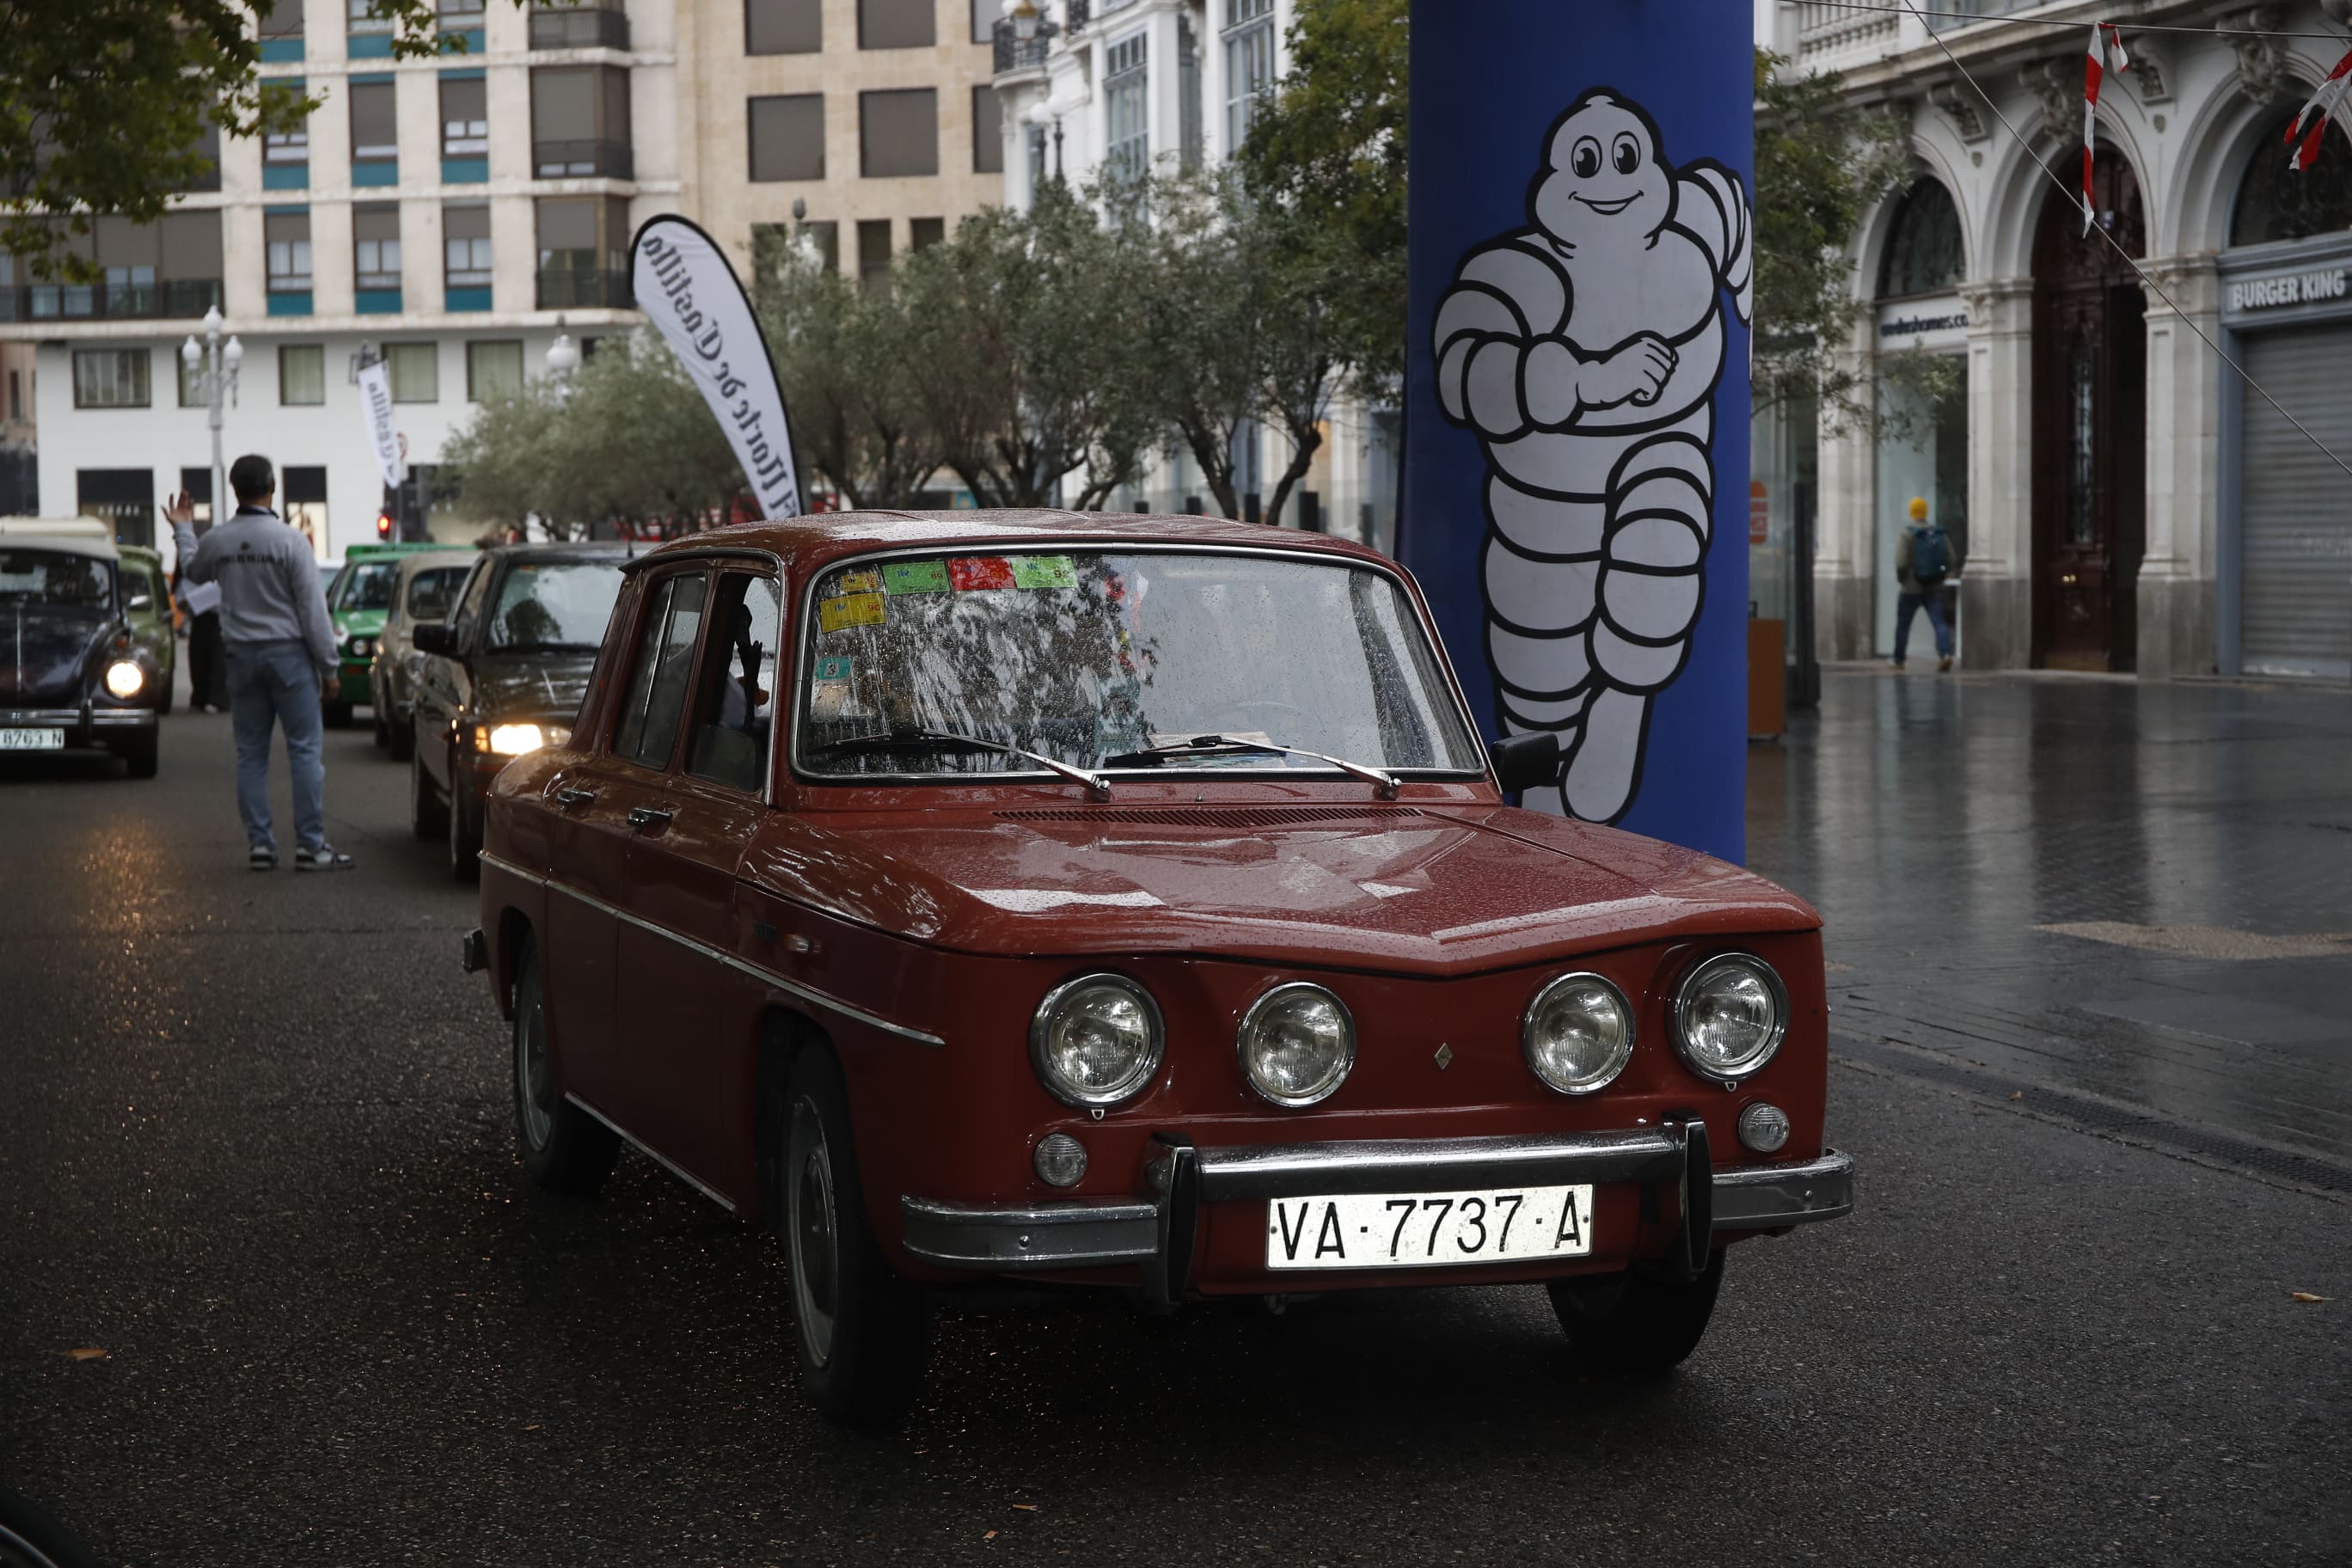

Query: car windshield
(321, 564), (343, 596)
(406, 565), (469, 621)
(0, 549), (113, 609)
(485, 560), (623, 652)
(797, 549), (1484, 780)
(336, 560), (399, 612)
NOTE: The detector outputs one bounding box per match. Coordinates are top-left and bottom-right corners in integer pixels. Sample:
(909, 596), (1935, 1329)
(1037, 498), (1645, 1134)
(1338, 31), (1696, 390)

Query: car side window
(450, 560), (495, 646)
(409, 566), (463, 623)
(683, 573), (781, 795)
(612, 571), (709, 771)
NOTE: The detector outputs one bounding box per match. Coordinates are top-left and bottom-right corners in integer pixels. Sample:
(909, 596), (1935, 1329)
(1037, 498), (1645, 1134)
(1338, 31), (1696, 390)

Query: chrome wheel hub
(788, 1098), (841, 1367)
(516, 993), (554, 1152)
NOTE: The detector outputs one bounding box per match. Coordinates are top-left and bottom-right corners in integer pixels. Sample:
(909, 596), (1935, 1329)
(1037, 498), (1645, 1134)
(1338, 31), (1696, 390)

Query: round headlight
(1238, 983), (1355, 1107)
(1674, 953), (1789, 1081)
(1029, 974), (1163, 1108)
(103, 659), (145, 698)
(1522, 972), (1635, 1095)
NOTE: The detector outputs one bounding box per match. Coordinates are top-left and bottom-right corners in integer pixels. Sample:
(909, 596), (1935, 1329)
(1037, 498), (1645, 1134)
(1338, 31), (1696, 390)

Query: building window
(467, 340), (524, 401)
(972, 84), (1003, 175)
(531, 65), (633, 178)
(8, 370), (21, 422)
(535, 195), (631, 308)
(858, 0), (931, 48)
(861, 87), (937, 179)
(749, 94), (824, 182)
(440, 0), (486, 19)
(745, 0), (819, 52)
(1223, 0), (1275, 155)
(280, 344), (327, 405)
(1178, 15), (1202, 172)
(354, 204), (401, 290)
(350, 78), (398, 165)
(444, 202), (493, 286)
(1877, 176), (1964, 299)
(1104, 34), (1148, 185)
(182, 111), (223, 193)
(857, 218), (891, 291)
(348, 0), (393, 37)
(258, 0), (303, 38)
(2233, 101), (2352, 246)
(386, 342), (438, 402)
(264, 82), (310, 166)
(283, 466), (328, 554)
(969, 0), (992, 43)
(910, 216), (945, 251)
(266, 211), (313, 291)
(159, 209), (225, 316)
(442, 77), (488, 156)
(72, 350), (150, 409)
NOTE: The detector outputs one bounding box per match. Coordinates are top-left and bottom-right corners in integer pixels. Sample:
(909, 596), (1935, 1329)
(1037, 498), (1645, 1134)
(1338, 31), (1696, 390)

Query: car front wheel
(511, 940), (617, 1194)
(777, 1049), (929, 1425)
(1547, 1247), (1724, 1376)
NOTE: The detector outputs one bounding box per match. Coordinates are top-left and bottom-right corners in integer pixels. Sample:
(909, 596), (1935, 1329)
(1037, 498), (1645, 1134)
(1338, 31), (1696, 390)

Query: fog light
(1032, 1131), (1087, 1187)
(104, 660), (144, 698)
(1737, 1101), (1791, 1155)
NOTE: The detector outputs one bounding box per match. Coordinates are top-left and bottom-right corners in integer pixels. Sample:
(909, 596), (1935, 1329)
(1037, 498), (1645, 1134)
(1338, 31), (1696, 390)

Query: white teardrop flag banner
(628, 214), (802, 518)
(357, 357), (406, 491)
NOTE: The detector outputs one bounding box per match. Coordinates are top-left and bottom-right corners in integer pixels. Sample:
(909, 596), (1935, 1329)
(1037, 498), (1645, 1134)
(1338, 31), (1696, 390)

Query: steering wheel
(1205, 700), (1311, 737)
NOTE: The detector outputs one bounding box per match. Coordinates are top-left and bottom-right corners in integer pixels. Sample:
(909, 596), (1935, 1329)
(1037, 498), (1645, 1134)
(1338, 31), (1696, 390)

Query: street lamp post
(180, 305), (242, 532)
(1026, 99), (1065, 185)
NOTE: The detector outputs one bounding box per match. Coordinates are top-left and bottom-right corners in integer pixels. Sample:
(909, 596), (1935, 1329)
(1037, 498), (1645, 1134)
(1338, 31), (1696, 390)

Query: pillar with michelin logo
(1400, 0), (1754, 863)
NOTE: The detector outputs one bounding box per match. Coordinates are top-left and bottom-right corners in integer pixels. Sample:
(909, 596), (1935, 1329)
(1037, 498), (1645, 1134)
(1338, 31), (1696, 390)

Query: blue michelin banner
(1401, 0), (1755, 865)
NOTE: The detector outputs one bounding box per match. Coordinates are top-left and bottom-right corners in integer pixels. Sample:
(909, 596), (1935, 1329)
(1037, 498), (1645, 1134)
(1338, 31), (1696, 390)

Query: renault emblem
(1434, 1043), (1454, 1070)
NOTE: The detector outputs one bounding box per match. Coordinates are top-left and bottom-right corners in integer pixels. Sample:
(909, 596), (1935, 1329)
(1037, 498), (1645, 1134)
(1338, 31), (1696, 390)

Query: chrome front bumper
(0, 705), (156, 738)
(900, 1130), (1854, 1299)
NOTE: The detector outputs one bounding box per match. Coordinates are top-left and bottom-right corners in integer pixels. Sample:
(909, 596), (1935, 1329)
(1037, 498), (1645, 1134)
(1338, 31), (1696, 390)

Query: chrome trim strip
(477, 850), (946, 1048)
(1711, 1148), (1854, 1232)
(564, 1093), (738, 1213)
(0, 707), (151, 726)
(1191, 1128), (1685, 1202)
(899, 1195), (1160, 1269)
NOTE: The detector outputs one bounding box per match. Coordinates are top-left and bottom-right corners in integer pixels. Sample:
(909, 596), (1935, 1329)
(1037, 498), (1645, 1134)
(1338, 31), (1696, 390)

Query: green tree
(1127, 172), (1266, 520)
(3, 0), (472, 279)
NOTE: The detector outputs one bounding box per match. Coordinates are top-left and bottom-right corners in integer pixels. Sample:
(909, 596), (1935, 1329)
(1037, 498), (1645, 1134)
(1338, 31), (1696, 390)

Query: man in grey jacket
(166, 455), (355, 870)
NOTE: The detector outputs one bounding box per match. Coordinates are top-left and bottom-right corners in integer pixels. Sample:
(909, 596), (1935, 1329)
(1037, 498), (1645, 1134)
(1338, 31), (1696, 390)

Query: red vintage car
(463, 511), (1853, 1422)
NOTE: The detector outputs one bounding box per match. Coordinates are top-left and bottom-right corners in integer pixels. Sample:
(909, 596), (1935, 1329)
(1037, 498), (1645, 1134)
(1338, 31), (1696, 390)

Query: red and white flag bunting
(2083, 21), (2129, 235)
(2287, 46), (2352, 173)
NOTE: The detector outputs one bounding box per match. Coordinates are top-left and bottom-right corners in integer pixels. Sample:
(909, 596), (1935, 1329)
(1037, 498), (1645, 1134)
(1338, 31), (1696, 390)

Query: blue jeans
(1894, 588), (1953, 663)
(226, 640), (327, 854)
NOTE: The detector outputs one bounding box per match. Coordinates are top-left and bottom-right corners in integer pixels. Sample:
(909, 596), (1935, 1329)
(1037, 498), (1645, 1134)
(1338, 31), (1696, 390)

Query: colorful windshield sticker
(813, 654), (854, 682)
(817, 592), (886, 634)
(882, 560), (952, 595)
(835, 568), (884, 596)
(948, 555), (1015, 591)
(1010, 555), (1078, 590)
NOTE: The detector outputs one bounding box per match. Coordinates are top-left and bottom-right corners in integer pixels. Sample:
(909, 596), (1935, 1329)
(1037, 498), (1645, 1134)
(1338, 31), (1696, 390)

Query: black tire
(116, 727), (159, 780)
(387, 705), (414, 762)
(323, 699), (354, 729)
(410, 736), (449, 840)
(450, 781), (481, 881)
(512, 940), (619, 1194)
(372, 704), (390, 748)
(0, 1486), (100, 1568)
(775, 1048), (930, 1425)
(1547, 1247), (1724, 1377)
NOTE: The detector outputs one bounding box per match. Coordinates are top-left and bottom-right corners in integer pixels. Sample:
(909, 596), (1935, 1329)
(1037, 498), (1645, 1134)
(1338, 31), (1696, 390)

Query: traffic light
(376, 511), (394, 540)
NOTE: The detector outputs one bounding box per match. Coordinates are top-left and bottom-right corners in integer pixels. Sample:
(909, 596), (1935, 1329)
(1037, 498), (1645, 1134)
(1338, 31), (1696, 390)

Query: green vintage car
(116, 543), (178, 715)
(325, 542), (458, 727)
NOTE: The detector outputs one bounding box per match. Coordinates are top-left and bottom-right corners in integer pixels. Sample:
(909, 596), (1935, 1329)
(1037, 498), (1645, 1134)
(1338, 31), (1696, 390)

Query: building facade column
(1959, 276), (2033, 668)
(2137, 252), (2221, 677)
(1812, 340), (1875, 662)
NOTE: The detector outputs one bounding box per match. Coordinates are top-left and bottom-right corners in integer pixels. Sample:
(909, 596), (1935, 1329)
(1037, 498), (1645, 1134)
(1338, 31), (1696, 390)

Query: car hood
(471, 653), (597, 720)
(0, 605), (111, 705)
(740, 801), (1818, 973)
(335, 607), (389, 639)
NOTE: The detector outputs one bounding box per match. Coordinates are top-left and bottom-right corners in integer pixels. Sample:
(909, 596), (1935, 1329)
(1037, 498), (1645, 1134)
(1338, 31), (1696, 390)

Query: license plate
(1265, 1185), (1595, 1271)
(0, 728), (64, 750)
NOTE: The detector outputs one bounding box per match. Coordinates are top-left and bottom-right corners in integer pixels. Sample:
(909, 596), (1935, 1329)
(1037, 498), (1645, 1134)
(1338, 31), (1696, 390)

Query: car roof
(482, 541), (634, 565)
(347, 541), (469, 559)
(0, 518), (122, 562)
(392, 548), (476, 576)
(628, 510), (1391, 576)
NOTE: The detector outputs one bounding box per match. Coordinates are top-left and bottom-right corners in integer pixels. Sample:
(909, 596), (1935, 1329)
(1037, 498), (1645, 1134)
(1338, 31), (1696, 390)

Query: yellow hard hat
(1908, 497), (1929, 520)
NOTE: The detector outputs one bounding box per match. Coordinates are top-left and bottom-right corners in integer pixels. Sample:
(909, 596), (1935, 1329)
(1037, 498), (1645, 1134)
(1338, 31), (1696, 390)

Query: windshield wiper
(1100, 732), (1400, 799)
(813, 729), (1112, 801)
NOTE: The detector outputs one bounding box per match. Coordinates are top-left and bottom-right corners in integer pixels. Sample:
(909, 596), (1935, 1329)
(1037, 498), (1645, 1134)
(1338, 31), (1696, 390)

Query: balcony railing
(0, 278), (223, 323)
(533, 138), (634, 179)
(530, 7), (629, 49)
(993, 16), (1059, 72)
(535, 267), (632, 309)
(1064, 0), (1089, 30)
(1923, 0), (2035, 31)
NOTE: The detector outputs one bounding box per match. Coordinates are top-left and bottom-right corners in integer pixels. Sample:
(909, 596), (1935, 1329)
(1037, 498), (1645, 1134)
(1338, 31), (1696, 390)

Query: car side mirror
(124, 591), (154, 614)
(1489, 731), (1561, 796)
(413, 622), (456, 657)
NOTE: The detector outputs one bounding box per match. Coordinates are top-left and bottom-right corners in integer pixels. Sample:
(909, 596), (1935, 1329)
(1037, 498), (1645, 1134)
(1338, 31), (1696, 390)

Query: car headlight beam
(1237, 983), (1356, 1107)
(1029, 973), (1164, 1108)
(103, 659), (145, 699)
(481, 722), (550, 756)
(1673, 952), (1789, 1082)
(1522, 971), (1636, 1095)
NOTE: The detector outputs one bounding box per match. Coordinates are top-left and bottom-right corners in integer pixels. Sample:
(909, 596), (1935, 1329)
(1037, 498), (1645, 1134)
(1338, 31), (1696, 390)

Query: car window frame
(603, 562), (715, 781)
(448, 557), (497, 651)
(676, 567), (784, 802)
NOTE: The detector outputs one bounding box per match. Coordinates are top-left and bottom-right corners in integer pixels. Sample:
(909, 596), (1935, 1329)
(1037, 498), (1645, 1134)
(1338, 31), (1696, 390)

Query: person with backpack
(1891, 496), (1963, 671)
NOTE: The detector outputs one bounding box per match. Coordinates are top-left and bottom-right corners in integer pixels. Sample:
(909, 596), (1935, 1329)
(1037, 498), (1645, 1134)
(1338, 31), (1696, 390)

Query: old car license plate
(1265, 1185), (1595, 1271)
(0, 728), (64, 750)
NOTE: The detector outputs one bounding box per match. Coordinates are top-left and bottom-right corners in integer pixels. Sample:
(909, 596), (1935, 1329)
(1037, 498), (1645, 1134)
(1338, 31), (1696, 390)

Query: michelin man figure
(1433, 89), (1752, 824)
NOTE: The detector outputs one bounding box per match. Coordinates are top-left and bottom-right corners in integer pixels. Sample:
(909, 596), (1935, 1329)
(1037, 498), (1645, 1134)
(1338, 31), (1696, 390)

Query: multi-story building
(1763, 0), (2352, 682)
(2, 0), (677, 555)
(989, 0), (1402, 548)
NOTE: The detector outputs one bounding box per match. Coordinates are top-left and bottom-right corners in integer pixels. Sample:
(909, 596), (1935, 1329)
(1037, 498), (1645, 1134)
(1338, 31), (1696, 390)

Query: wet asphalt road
(3, 671), (2349, 1567)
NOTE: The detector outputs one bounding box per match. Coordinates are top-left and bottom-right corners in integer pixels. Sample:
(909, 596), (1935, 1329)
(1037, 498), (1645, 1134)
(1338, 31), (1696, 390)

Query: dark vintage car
(410, 542), (628, 878)
(0, 519), (163, 777)
(464, 513), (1854, 1423)
(370, 548), (475, 760)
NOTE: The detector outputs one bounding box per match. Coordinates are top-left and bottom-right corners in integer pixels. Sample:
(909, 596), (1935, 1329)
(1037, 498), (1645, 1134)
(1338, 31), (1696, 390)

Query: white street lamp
(1004, 0), (1039, 41)
(186, 305), (239, 533)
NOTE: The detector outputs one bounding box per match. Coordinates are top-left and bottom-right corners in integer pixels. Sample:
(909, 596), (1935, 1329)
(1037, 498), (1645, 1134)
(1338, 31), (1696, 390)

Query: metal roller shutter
(2241, 327), (2352, 679)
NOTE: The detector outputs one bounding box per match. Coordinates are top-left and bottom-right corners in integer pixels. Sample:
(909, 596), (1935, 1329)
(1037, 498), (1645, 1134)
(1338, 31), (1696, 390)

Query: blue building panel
(266, 291), (315, 317)
(444, 286), (493, 313)
(262, 162), (309, 191)
(347, 32), (395, 58)
(352, 162), (399, 187)
(259, 38), (305, 62)
(440, 157), (489, 184)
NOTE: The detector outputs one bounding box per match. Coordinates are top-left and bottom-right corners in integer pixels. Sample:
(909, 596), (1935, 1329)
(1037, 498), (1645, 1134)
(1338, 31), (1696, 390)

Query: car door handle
(626, 805), (673, 832)
(555, 787), (597, 810)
